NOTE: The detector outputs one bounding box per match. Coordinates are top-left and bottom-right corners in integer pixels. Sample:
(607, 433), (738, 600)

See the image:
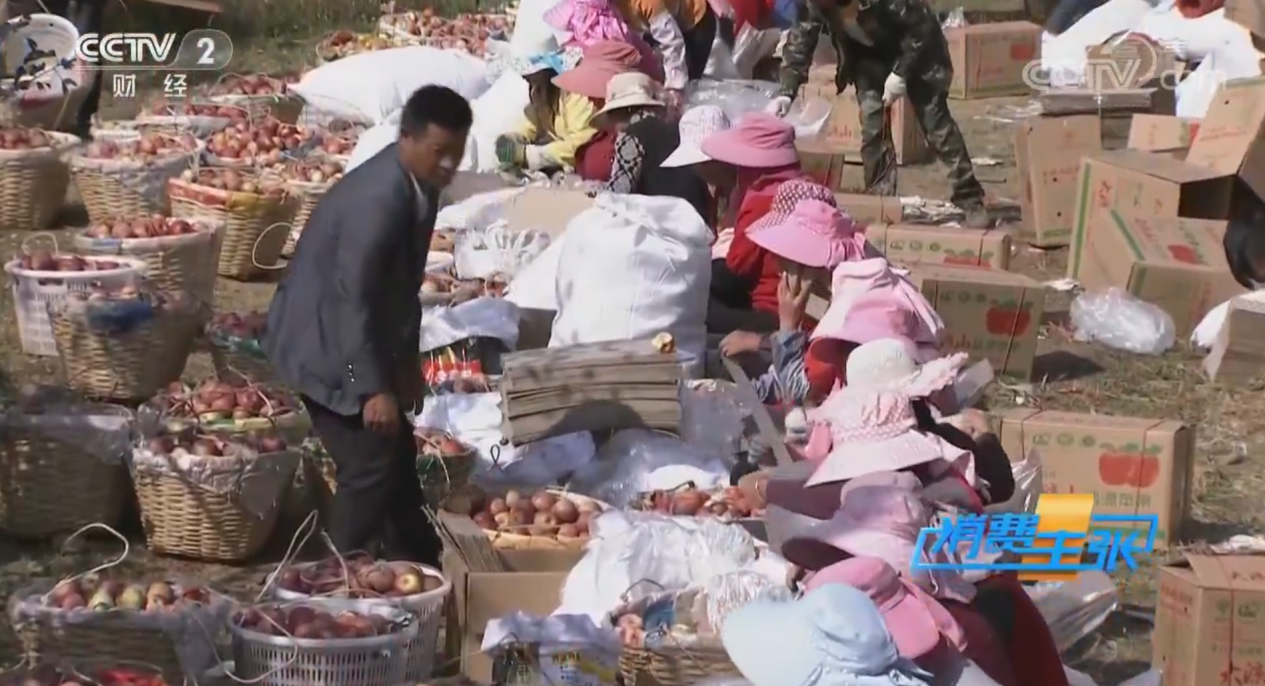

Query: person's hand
(664, 89), (684, 118)
(363, 393), (400, 434)
(766, 96), (793, 117)
(494, 135), (526, 168)
(882, 72), (906, 106)
(719, 330), (764, 357)
(777, 271), (812, 332)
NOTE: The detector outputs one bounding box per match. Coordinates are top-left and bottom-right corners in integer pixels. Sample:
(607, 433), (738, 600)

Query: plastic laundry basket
(5, 255), (145, 356)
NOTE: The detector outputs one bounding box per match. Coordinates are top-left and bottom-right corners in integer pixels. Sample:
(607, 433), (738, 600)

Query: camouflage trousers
(855, 77), (986, 209)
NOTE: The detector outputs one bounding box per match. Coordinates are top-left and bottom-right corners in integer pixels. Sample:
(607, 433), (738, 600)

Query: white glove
(766, 96), (793, 117)
(882, 72), (906, 105)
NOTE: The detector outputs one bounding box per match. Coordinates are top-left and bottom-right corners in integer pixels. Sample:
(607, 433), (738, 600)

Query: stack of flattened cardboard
(500, 339), (682, 443)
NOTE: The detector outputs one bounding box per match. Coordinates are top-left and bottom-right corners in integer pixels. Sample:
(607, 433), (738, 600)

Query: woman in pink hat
(543, 0), (664, 80)
(805, 556), (1015, 686)
(553, 40), (660, 181)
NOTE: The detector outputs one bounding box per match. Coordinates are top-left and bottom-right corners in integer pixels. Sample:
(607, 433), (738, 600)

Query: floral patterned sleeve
(602, 130), (646, 194)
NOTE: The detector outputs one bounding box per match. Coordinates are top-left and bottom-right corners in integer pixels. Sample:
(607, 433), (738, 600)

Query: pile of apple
(82, 215), (204, 240)
(274, 554), (443, 598)
(15, 251), (128, 272)
(146, 101), (249, 122)
(144, 430), (288, 458)
(176, 168), (287, 196)
(2, 665), (168, 686)
(236, 602), (407, 639)
(452, 487), (599, 539)
(153, 379), (297, 424)
(43, 577), (209, 611)
(81, 134), (198, 163)
(0, 127), (55, 150)
(272, 159), (344, 185)
(383, 9), (512, 55)
(319, 31), (404, 61)
(206, 120), (316, 166)
(420, 272), (506, 298)
(208, 74), (296, 98)
(208, 311), (266, 341)
(635, 484), (761, 519)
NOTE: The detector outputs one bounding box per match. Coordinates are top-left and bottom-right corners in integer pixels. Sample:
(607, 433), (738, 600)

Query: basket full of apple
(74, 215), (223, 305)
(68, 133), (202, 224)
(205, 73), (303, 124)
(0, 127), (80, 233)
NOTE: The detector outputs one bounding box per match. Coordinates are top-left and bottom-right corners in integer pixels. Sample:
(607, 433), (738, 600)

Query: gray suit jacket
(264, 142), (438, 416)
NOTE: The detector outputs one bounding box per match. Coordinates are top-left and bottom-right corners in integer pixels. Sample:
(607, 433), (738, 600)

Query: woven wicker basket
(16, 613), (187, 682)
(0, 131), (78, 231)
(69, 141), (201, 224)
(168, 174), (298, 280)
(132, 446), (299, 562)
(0, 406), (130, 538)
(281, 175), (336, 256)
(72, 221), (224, 307)
(50, 306), (202, 401)
(207, 74), (303, 125)
(618, 642), (741, 686)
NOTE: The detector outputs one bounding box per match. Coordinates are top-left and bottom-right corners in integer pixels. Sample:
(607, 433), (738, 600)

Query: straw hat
(589, 72), (664, 127)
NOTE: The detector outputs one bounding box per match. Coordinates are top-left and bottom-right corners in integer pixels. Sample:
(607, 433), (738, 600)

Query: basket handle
(252, 222), (293, 271)
(20, 231), (59, 255)
(40, 523), (130, 603)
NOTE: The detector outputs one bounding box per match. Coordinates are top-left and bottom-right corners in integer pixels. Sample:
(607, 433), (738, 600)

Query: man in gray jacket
(264, 85), (472, 565)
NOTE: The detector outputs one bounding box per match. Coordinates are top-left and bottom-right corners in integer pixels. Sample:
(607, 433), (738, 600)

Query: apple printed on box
(991, 408), (1195, 548)
(909, 265), (1043, 380)
(874, 224), (1011, 271)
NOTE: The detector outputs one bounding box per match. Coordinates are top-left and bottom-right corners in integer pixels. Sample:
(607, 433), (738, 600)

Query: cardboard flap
(1183, 554), (1265, 590)
(1100, 148), (1229, 183)
(915, 265), (1039, 287)
(1004, 409), (1177, 433)
(1107, 211), (1229, 269)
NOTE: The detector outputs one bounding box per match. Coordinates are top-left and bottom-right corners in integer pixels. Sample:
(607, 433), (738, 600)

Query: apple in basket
(11, 665), (170, 686)
(17, 251), (123, 272)
(206, 119), (314, 166)
(82, 134), (197, 162)
(44, 578), (206, 612)
(147, 101), (249, 122)
(178, 167), (286, 195)
(157, 379), (296, 423)
(83, 215), (198, 240)
(209, 73), (291, 97)
(0, 128), (54, 149)
(273, 159), (344, 184)
(236, 605), (397, 639)
(463, 487), (599, 538)
(415, 428), (469, 458)
(209, 311), (267, 340)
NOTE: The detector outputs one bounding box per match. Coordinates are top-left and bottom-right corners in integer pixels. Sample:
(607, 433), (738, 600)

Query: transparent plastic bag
(681, 379), (758, 458)
(0, 401), (133, 465)
(1025, 571), (1118, 652)
(941, 7), (967, 28)
(1071, 288), (1175, 354)
(682, 79), (831, 138)
(569, 429), (733, 508)
(700, 570), (795, 633)
(985, 446), (1043, 514)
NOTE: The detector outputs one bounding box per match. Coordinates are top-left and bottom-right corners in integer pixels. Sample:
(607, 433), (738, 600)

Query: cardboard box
(868, 223), (1010, 270)
(798, 138), (850, 190)
(1067, 150), (1233, 280)
(991, 409), (1194, 548)
(497, 188), (594, 237)
(1084, 34), (1181, 92)
(910, 266), (1044, 380)
(1226, 0), (1265, 42)
(834, 193), (903, 225)
(1014, 115), (1103, 247)
(945, 22), (1043, 99)
(1186, 76), (1265, 200)
(1203, 292), (1265, 383)
(1154, 554), (1265, 686)
(1076, 210), (1242, 335)
(443, 547), (586, 681)
(1128, 114), (1201, 152)
(799, 84), (931, 165)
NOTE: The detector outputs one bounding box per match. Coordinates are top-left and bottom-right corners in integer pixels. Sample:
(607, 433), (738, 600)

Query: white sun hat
(845, 338), (968, 399)
(661, 105), (731, 168)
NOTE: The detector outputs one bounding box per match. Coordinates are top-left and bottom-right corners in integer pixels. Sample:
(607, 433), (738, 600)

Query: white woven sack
(549, 193), (711, 361)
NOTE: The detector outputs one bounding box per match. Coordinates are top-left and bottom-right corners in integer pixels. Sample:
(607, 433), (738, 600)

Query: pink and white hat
(846, 338), (969, 399)
(783, 471), (978, 604)
(812, 257), (944, 345)
(805, 556), (967, 660)
(662, 105), (730, 168)
(699, 112), (799, 168)
(744, 181), (874, 269)
(807, 388), (969, 486)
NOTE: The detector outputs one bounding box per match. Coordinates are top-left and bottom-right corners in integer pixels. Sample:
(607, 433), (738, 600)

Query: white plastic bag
(684, 79), (830, 138)
(455, 221), (552, 280)
(291, 46), (491, 125)
(506, 233), (567, 311)
(420, 297), (521, 352)
(1071, 288), (1175, 354)
(570, 429), (732, 508)
(470, 71), (531, 172)
(550, 194), (712, 362)
(1026, 571), (1118, 652)
(1192, 297), (1231, 349)
(346, 111), (402, 172)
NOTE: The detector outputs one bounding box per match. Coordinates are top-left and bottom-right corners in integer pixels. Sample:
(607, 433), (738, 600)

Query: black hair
(399, 85), (474, 138)
(1225, 181), (1265, 289)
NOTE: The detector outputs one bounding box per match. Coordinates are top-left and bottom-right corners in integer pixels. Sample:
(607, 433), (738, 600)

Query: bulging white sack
(470, 72), (531, 172)
(549, 194), (712, 360)
(291, 46), (491, 125)
(346, 111), (402, 171)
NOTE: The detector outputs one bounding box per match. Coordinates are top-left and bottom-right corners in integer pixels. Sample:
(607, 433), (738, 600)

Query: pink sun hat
(806, 556), (967, 661)
(699, 112), (799, 168)
(552, 41), (644, 99)
(812, 257), (944, 346)
(783, 471), (978, 603)
(807, 388), (969, 486)
(745, 181), (877, 269)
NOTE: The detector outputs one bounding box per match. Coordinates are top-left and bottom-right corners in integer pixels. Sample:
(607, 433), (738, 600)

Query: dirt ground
(0, 40), (1259, 683)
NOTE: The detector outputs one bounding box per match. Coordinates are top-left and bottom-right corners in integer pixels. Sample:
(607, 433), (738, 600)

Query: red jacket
(725, 168), (808, 317)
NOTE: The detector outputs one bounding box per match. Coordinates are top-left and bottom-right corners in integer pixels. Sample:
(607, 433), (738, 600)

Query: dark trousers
(304, 397), (442, 565)
(681, 5), (731, 80)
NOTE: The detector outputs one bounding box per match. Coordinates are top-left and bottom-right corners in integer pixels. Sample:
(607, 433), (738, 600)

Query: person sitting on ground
(553, 41), (658, 181)
(587, 72), (711, 220)
(688, 113), (809, 336)
(660, 105), (731, 229)
(494, 49), (594, 174)
(544, 0), (664, 79)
